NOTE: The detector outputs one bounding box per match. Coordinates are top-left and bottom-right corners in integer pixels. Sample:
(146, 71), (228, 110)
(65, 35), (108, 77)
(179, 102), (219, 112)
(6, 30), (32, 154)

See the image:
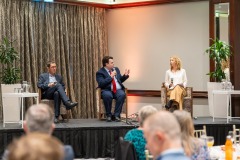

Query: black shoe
(173, 105), (178, 110)
(106, 116), (112, 122)
(165, 105), (170, 109)
(111, 115), (116, 121)
(165, 100), (173, 109)
(115, 117), (121, 122)
(54, 117), (59, 123)
(65, 101), (78, 110)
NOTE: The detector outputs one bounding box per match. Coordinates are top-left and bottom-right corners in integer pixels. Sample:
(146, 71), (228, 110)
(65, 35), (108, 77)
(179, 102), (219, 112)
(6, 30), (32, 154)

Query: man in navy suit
(96, 56), (130, 122)
(143, 111), (190, 160)
(37, 61), (78, 123)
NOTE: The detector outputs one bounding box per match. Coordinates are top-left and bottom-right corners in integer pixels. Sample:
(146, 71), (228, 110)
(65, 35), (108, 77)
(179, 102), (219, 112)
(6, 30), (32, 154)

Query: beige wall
(107, 1), (209, 91)
(107, 1), (211, 116)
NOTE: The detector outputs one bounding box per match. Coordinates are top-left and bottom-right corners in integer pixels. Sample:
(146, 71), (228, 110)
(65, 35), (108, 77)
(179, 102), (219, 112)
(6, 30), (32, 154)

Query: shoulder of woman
(166, 69), (171, 73)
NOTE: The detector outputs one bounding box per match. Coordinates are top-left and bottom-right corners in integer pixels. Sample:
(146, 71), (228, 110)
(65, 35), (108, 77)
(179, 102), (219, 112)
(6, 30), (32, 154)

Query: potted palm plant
(205, 38), (232, 82)
(0, 37), (21, 84)
(205, 38), (232, 117)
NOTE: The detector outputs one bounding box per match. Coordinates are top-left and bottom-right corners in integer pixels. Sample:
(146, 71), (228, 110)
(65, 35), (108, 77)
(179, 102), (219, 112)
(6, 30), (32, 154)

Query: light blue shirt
(49, 74), (57, 83)
(156, 148), (190, 160)
(104, 67), (122, 91)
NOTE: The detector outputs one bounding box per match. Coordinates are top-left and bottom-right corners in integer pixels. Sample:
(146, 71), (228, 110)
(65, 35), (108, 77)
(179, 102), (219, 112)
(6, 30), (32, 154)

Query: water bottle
(221, 80), (226, 90)
(225, 135), (233, 160)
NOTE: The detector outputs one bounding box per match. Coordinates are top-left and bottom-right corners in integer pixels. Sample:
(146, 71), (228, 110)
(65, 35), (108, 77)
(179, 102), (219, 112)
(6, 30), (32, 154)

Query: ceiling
(37, 0), (199, 8)
(55, 0), (156, 4)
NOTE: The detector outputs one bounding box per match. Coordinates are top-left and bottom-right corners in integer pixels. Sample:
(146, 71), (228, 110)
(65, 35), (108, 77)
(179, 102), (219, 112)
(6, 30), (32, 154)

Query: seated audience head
(7, 133), (64, 160)
(170, 56), (182, 70)
(173, 110), (194, 137)
(24, 103), (54, 134)
(138, 105), (158, 127)
(143, 110), (182, 158)
(173, 110), (198, 156)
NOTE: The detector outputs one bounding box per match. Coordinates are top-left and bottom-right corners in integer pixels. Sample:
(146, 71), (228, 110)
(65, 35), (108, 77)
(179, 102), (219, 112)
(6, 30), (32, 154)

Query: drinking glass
(221, 80), (226, 90)
(207, 136), (214, 148)
(26, 82), (31, 93)
(22, 81), (27, 92)
(205, 136), (214, 159)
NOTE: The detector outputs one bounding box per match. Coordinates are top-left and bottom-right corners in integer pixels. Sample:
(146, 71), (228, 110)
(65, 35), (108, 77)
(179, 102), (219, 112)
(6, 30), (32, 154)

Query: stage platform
(1, 117), (240, 158)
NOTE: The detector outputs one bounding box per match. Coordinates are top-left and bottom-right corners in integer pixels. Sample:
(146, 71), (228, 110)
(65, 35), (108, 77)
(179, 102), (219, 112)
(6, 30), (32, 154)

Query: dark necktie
(109, 70), (117, 93)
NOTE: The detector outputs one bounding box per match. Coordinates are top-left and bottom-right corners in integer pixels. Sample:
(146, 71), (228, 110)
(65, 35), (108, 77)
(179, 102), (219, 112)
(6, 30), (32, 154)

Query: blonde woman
(164, 56), (187, 110)
(124, 105), (158, 160)
(173, 110), (209, 160)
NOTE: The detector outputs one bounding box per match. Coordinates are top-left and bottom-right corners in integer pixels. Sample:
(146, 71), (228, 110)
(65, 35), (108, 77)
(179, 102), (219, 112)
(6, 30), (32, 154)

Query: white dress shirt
(49, 73), (57, 83)
(104, 68), (122, 91)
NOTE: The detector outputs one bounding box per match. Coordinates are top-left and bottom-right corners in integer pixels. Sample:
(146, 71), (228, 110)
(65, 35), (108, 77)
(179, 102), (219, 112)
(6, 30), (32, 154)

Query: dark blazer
(96, 67), (129, 91)
(37, 73), (65, 94)
(115, 137), (137, 160)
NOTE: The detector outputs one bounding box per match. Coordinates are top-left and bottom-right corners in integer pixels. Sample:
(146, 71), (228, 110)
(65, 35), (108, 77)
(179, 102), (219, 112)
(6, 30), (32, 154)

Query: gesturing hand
(124, 69), (130, 76)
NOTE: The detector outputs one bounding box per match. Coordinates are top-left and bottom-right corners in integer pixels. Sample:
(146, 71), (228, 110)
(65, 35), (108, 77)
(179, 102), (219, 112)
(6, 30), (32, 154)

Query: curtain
(0, 0), (108, 120)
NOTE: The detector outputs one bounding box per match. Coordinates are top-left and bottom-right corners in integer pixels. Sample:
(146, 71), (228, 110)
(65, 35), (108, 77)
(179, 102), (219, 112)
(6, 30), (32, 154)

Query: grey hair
(25, 104), (53, 133)
(144, 111), (181, 140)
(139, 105), (158, 127)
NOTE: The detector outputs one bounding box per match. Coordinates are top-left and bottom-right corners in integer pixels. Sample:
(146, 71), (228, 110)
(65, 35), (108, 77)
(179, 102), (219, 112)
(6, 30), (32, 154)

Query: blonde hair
(138, 105), (158, 127)
(170, 56), (182, 70)
(173, 110), (197, 156)
(221, 59), (230, 70)
(8, 133), (64, 160)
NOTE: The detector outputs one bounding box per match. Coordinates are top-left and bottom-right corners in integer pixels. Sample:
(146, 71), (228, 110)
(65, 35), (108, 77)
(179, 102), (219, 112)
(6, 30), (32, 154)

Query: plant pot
(1, 84), (22, 123)
(207, 82), (228, 118)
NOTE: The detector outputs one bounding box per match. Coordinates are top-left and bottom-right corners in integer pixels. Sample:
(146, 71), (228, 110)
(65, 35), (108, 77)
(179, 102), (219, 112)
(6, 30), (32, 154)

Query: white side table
(212, 90), (240, 123)
(2, 92), (39, 128)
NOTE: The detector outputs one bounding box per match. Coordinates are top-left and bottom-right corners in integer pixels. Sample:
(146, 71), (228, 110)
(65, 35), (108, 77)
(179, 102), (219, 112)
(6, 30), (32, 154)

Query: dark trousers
(42, 84), (69, 117)
(101, 89), (126, 118)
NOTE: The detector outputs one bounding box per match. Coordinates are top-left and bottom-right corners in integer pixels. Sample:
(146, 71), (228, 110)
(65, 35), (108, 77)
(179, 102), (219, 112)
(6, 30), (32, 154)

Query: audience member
(7, 132), (64, 160)
(37, 61), (78, 123)
(173, 110), (209, 160)
(143, 111), (190, 160)
(2, 103), (74, 160)
(124, 105), (158, 160)
(164, 56), (187, 110)
(96, 56), (130, 122)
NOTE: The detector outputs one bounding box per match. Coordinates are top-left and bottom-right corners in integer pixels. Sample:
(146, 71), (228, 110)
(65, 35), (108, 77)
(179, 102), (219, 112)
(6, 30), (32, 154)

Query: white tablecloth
(211, 145), (240, 160)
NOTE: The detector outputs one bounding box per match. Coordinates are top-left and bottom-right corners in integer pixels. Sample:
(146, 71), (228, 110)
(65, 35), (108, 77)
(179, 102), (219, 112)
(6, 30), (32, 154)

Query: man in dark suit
(37, 61), (77, 123)
(96, 56), (130, 122)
